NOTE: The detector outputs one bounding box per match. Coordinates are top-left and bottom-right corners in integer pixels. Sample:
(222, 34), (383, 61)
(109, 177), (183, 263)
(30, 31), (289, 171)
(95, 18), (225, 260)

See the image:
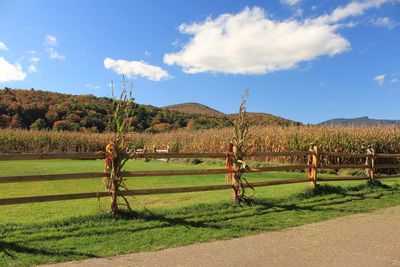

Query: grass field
(1, 159), (400, 266)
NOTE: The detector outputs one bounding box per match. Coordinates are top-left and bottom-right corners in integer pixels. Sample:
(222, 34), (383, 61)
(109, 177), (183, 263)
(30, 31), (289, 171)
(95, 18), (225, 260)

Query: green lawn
(0, 159), (400, 266)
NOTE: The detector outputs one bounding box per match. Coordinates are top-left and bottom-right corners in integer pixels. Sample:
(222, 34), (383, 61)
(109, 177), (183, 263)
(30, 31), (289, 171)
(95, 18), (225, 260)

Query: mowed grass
(0, 159), (400, 266)
(0, 159), (311, 223)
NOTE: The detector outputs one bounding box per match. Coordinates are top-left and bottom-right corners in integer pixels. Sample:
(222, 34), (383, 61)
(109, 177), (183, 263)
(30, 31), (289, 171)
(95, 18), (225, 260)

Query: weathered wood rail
(0, 151), (311, 161)
(0, 148), (399, 206)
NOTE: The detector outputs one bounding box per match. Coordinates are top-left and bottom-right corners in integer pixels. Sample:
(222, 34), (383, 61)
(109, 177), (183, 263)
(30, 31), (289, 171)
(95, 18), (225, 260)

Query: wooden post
(307, 146), (313, 181)
(225, 141), (239, 204)
(110, 173), (118, 214)
(232, 143), (242, 204)
(311, 145), (319, 187)
(166, 145), (170, 162)
(366, 146), (375, 179)
(334, 148), (340, 173)
(110, 156), (119, 215)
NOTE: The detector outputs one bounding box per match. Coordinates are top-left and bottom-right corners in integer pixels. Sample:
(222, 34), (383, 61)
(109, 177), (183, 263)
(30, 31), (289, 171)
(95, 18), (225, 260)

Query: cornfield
(1, 126), (400, 166)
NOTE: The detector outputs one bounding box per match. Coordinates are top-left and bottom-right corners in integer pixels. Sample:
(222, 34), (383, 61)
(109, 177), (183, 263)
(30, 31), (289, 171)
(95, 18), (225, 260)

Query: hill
(163, 102), (225, 117)
(227, 113), (301, 126)
(0, 88), (300, 133)
(164, 103), (301, 126)
(319, 116), (400, 126)
(0, 88), (232, 132)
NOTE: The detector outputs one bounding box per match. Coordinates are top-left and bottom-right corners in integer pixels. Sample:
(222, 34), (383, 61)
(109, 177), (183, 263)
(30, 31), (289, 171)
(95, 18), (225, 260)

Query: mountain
(319, 116), (400, 126)
(0, 88), (232, 132)
(0, 88), (301, 133)
(163, 102), (301, 126)
(227, 113), (301, 126)
(163, 102), (225, 117)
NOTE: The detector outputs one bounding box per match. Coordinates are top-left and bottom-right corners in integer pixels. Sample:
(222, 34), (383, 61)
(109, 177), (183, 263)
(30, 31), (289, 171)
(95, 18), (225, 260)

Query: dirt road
(43, 205), (400, 267)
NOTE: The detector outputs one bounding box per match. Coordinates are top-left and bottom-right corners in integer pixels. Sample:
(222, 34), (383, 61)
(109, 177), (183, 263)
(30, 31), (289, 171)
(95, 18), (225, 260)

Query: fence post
(166, 145), (170, 162)
(225, 141), (239, 204)
(366, 146), (375, 180)
(311, 145), (319, 187)
(307, 146), (313, 181)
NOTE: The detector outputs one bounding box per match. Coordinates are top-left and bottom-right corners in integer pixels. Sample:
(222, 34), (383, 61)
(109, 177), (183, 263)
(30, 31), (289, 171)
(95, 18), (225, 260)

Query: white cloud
(30, 56), (40, 63)
(104, 57), (171, 81)
(0, 57), (26, 83)
(26, 51), (40, 73)
(312, 0), (388, 25)
(43, 35), (65, 60)
(85, 84), (100, 90)
(370, 17), (398, 29)
(344, 21), (358, 28)
(46, 47), (65, 61)
(44, 35), (57, 46)
(28, 64), (37, 73)
(164, 7), (351, 74)
(374, 74), (386, 86)
(390, 78), (398, 83)
(144, 51), (151, 56)
(294, 8), (303, 17)
(171, 39), (182, 47)
(0, 42), (8, 51)
(164, 2), (390, 75)
(281, 0), (301, 6)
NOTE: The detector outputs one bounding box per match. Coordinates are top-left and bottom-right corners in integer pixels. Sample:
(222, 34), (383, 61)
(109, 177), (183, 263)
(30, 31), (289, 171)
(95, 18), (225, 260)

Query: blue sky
(0, 0), (399, 123)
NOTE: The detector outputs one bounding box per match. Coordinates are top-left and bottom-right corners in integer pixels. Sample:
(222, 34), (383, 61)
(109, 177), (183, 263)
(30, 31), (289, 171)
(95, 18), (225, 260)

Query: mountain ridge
(163, 102), (225, 117)
(162, 102), (301, 126)
(319, 116), (400, 126)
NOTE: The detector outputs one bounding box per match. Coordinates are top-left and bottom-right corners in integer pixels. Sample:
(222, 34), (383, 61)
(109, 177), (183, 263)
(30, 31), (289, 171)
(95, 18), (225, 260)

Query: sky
(0, 0), (399, 124)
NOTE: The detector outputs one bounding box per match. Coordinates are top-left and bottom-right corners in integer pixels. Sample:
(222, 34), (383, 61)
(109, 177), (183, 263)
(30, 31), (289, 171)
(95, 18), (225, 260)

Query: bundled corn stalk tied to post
(103, 78), (137, 215)
(225, 89), (255, 205)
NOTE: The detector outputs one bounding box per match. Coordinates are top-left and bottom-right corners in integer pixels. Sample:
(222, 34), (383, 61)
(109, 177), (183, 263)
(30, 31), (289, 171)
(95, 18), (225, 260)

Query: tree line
(0, 88), (233, 133)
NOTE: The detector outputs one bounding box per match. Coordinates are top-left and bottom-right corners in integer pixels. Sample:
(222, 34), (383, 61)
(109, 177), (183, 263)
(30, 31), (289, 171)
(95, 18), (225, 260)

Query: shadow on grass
(350, 179), (391, 190)
(293, 184), (347, 200)
(292, 180), (392, 200)
(0, 210), (219, 263)
(106, 208), (223, 232)
(131, 181), (397, 225)
(224, 181), (396, 221)
(14, 209), (221, 244)
(0, 240), (97, 261)
(1, 180), (399, 264)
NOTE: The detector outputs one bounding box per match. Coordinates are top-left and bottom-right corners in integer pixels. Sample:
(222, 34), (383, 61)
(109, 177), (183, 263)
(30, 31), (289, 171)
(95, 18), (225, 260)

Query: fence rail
(0, 148), (399, 206)
(0, 150), (313, 161)
(0, 165), (310, 184)
(1, 151), (399, 161)
(0, 152), (105, 161)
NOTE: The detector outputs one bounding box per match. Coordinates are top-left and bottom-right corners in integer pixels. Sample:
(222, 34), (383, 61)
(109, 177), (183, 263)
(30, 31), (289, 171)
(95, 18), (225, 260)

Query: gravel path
(43, 205), (400, 267)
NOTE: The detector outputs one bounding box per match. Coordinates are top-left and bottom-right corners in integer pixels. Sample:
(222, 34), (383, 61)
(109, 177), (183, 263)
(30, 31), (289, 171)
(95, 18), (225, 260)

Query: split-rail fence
(0, 147), (399, 206)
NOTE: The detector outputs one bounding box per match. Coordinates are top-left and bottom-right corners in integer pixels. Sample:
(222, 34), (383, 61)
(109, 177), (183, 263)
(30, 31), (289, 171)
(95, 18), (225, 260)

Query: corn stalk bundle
(226, 89), (255, 205)
(103, 79), (135, 215)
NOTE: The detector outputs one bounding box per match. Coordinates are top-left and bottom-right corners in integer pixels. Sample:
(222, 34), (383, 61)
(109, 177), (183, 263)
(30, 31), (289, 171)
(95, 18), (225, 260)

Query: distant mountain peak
(319, 116), (400, 126)
(163, 102), (301, 126)
(162, 102), (225, 117)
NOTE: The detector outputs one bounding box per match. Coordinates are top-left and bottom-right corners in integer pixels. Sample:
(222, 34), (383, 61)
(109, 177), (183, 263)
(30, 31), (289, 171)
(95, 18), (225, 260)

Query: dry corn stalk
(226, 89), (254, 205)
(103, 77), (135, 215)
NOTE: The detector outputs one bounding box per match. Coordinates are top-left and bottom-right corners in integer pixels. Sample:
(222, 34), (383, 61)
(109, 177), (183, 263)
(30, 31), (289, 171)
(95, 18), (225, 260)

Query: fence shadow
(1, 181), (399, 264)
(0, 240), (97, 262)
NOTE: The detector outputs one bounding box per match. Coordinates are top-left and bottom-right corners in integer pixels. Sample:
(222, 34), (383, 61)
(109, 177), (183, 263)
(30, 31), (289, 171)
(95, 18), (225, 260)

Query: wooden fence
(0, 147), (399, 206)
